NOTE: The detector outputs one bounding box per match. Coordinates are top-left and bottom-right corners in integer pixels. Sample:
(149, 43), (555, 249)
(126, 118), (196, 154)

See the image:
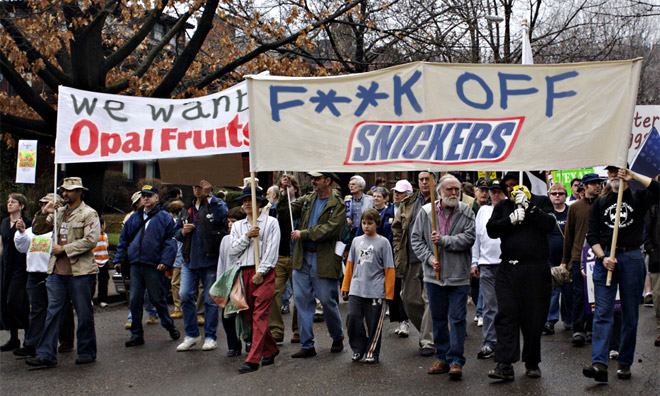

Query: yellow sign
(17, 151), (36, 168)
(477, 171), (497, 180)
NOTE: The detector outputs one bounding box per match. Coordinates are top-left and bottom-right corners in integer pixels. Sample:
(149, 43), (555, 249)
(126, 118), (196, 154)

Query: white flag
(522, 20), (534, 65)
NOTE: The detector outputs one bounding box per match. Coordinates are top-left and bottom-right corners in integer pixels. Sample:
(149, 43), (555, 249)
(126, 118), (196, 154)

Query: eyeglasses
(549, 192), (566, 196)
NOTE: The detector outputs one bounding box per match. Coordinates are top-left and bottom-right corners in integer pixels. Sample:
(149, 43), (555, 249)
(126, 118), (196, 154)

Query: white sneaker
(100, 302), (108, 308)
(398, 320), (410, 337)
(394, 323), (401, 335)
(176, 335), (202, 351)
(473, 315), (479, 323)
(202, 338), (217, 351)
(477, 317), (483, 327)
(609, 350), (619, 359)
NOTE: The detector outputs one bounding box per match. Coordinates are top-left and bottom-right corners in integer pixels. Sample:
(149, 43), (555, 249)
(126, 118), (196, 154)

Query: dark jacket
(645, 202), (659, 273)
(114, 206), (176, 267)
(487, 194), (555, 263)
(175, 196), (228, 268)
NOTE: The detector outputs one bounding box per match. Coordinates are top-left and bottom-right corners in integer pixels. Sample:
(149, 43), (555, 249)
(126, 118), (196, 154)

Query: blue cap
(581, 173), (600, 185)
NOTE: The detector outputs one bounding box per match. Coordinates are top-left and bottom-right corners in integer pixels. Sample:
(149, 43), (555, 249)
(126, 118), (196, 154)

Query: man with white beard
(411, 175), (475, 380)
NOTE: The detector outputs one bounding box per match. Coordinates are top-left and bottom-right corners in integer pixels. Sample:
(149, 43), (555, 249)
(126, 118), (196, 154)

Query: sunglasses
(549, 192), (566, 196)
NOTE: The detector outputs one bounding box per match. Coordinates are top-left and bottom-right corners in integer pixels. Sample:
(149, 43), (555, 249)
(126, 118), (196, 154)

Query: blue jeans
(292, 251), (344, 349)
(129, 264), (174, 338)
(548, 276), (573, 324)
(180, 265), (218, 340)
(282, 278), (293, 307)
(36, 274), (96, 362)
(426, 282), (468, 366)
(591, 249), (646, 366)
(128, 289), (157, 321)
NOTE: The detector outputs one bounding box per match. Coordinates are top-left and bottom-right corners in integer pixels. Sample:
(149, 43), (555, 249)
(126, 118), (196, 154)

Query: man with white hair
(411, 175), (475, 380)
(346, 175), (374, 237)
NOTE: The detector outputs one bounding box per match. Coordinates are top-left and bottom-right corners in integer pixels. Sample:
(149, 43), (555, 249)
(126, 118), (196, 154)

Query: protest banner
(16, 140), (38, 184)
(629, 105), (660, 160)
(583, 246), (621, 314)
(551, 168), (594, 192)
(55, 83), (249, 163)
(247, 60), (641, 172)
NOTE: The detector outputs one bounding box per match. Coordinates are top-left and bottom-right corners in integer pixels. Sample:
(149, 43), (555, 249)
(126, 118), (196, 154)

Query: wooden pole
(250, 172), (261, 267)
(428, 172), (440, 281)
(284, 172), (295, 231)
(606, 183), (625, 287)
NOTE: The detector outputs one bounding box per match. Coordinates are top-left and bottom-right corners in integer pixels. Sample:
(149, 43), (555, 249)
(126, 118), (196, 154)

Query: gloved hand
(513, 189), (529, 210)
(509, 207), (525, 225)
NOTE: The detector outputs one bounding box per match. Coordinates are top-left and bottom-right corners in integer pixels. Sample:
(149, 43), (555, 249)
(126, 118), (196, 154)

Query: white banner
(629, 105), (660, 160)
(247, 60), (641, 172)
(55, 83), (249, 163)
(16, 140), (37, 184)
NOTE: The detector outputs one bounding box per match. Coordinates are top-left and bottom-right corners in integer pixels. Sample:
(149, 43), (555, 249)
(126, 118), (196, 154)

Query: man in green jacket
(26, 177), (100, 369)
(281, 172), (346, 358)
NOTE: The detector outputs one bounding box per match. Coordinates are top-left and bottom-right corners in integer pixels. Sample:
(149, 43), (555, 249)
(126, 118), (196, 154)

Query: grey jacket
(411, 201), (475, 286)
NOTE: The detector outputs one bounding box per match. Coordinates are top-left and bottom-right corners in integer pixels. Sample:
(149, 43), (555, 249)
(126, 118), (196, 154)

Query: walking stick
(428, 172), (440, 281)
(606, 184), (625, 287)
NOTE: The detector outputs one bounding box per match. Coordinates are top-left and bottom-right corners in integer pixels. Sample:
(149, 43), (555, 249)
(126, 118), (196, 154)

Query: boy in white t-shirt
(341, 209), (395, 364)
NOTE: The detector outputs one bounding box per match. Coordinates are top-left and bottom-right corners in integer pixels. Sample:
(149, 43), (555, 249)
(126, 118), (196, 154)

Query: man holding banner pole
(287, 172), (346, 358)
(583, 167), (659, 382)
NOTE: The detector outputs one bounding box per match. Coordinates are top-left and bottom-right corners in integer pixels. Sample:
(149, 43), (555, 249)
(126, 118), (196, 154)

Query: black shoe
(227, 349), (242, 357)
(351, 352), (364, 362)
(654, 334), (660, 347)
(542, 321), (555, 335)
(281, 305), (290, 314)
(488, 363), (515, 381)
(0, 339), (20, 352)
(291, 347), (317, 358)
(583, 363), (608, 382)
(420, 347), (435, 357)
(26, 356), (57, 369)
(168, 326), (181, 341)
(330, 337), (344, 353)
(13, 346), (36, 359)
(616, 364), (631, 380)
(572, 332), (586, 347)
(57, 344), (74, 353)
(525, 364), (541, 378)
(125, 336), (145, 347)
(274, 337), (284, 346)
(238, 362), (259, 374)
(586, 332), (592, 343)
(261, 349), (280, 366)
(245, 342), (252, 353)
(313, 313), (325, 322)
(75, 355), (96, 365)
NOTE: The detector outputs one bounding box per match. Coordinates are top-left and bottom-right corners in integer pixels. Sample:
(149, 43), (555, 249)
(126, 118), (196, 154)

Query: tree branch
(1, 114), (55, 144)
(102, 3), (168, 74)
(151, 0), (220, 98)
(195, 0), (364, 89)
(0, 52), (57, 126)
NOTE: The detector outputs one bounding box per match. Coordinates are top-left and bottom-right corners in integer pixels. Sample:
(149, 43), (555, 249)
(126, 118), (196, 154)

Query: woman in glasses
(543, 183), (571, 336)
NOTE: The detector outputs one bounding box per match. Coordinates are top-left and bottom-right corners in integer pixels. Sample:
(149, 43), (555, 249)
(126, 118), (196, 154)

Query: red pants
(241, 267), (278, 364)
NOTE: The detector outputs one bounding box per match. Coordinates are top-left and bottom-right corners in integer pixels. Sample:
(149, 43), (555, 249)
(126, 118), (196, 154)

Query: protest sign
(629, 105), (660, 160)
(551, 168), (594, 192)
(247, 60), (641, 172)
(16, 140), (37, 184)
(583, 246), (621, 314)
(56, 83), (249, 163)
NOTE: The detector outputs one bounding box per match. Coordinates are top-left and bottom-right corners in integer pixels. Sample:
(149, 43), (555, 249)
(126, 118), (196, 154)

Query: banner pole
(428, 171), (440, 281)
(606, 182), (624, 287)
(284, 171), (294, 231)
(250, 172), (261, 268)
(53, 163), (58, 235)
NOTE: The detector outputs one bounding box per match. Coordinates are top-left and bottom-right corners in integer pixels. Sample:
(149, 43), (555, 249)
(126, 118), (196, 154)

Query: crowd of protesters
(1, 168), (658, 383)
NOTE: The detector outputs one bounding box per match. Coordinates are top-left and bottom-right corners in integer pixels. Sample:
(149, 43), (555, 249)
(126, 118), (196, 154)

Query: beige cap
(39, 193), (63, 206)
(59, 177), (88, 191)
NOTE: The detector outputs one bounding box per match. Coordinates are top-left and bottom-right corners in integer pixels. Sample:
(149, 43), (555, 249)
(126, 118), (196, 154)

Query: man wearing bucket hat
(282, 171), (346, 358)
(27, 177), (101, 369)
(229, 185), (280, 373)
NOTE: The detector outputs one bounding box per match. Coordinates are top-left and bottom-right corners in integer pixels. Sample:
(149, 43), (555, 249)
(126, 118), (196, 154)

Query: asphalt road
(1, 300), (659, 396)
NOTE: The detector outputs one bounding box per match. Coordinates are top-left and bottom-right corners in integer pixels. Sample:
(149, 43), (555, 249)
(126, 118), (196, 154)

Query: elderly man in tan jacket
(26, 177), (100, 369)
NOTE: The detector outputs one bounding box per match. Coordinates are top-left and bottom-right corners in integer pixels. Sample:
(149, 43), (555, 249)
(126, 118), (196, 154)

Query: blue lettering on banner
(344, 117), (524, 166)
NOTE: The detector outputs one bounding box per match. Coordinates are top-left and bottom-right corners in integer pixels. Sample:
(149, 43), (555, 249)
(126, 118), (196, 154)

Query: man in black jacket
(486, 172), (555, 381)
(645, 174), (660, 348)
(583, 168), (659, 382)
